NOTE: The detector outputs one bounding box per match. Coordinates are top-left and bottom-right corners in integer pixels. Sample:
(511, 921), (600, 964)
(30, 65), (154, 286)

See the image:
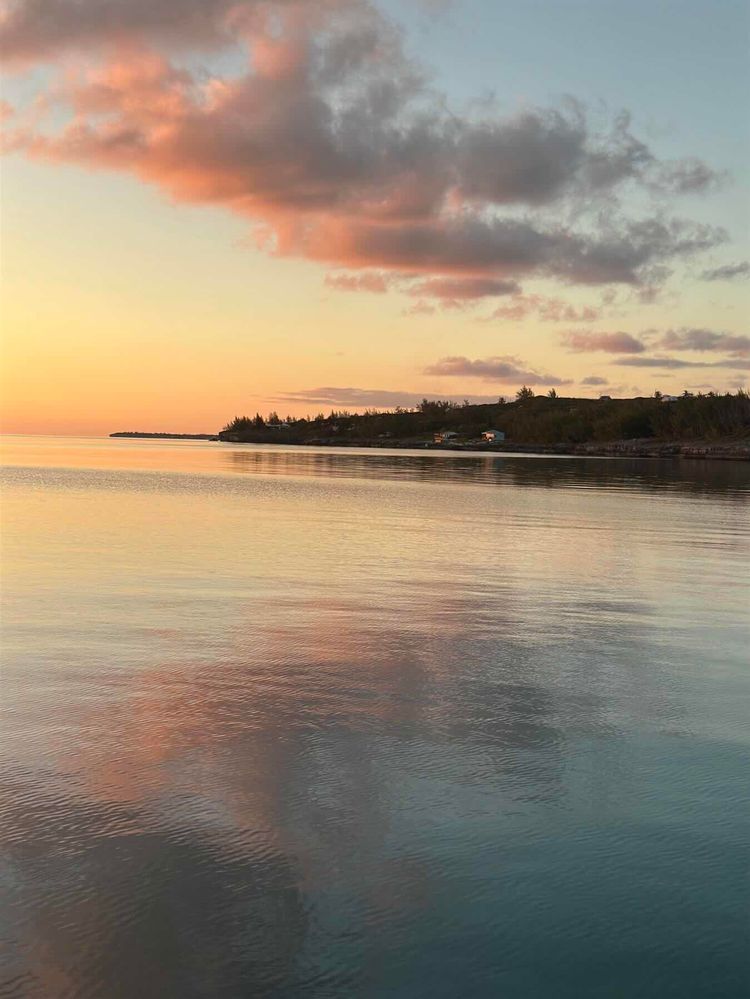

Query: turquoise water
(1, 437), (749, 998)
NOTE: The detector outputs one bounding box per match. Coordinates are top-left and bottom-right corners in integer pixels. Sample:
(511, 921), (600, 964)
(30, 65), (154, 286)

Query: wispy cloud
(272, 386), (500, 409)
(700, 261), (750, 281)
(651, 159), (725, 195)
(616, 356), (750, 370)
(425, 355), (571, 385)
(401, 300), (436, 316)
(407, 277), (520, 301)
(490, 295), (601, 322)
(581, 375), (609, 385)
(325, 272), (390, 293)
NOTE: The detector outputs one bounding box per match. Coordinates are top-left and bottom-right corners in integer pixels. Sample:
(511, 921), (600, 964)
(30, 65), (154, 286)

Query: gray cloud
(581, 375), (609, 385)
(616, 357), (705, 369)
(615, 356), (750, 370)
(700, 261), (750, 282)
(545, 217), (724, 286)
(407, 276), (520, 300)
(563, 331), (645, 353)
(424, 355), (572, 385)
(455, 105), (653, 207)
(653, 158), (725, 195)
(660, 328), (750, 356)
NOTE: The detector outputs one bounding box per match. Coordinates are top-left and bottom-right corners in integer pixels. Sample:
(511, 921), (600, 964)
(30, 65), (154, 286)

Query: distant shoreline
(110, 432), (219, 441)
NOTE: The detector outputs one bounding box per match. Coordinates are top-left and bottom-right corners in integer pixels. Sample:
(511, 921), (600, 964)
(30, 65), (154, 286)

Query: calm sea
(1, 436), (749, 998)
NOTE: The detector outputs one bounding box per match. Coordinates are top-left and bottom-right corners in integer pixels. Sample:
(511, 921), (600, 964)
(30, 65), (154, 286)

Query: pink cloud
(1, 0), (726, 297)
(0, 0), (247, 65)
(563, 331), (646, 353)
(325, 271), (390, 293)
(425, 355), (571, 385)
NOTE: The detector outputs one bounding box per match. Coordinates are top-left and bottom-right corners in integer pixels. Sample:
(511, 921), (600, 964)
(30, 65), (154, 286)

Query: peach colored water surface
(1, 436), (749, 998)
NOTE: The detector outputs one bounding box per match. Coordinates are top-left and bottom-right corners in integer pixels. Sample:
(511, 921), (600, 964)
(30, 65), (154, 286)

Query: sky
(1, 0), (748, 435)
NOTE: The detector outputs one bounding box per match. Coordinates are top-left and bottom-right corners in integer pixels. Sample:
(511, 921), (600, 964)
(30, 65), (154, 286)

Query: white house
(482, 429), (505, 442)
(434, 430), (458, 443)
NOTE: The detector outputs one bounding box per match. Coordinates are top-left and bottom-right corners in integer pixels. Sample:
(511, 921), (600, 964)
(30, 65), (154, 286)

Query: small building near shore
(434, 430), (458, 444)
(482, 429), (506, 442)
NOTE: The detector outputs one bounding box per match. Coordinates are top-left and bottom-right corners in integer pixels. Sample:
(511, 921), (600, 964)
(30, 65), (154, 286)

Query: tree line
(221, 389), (750, 445)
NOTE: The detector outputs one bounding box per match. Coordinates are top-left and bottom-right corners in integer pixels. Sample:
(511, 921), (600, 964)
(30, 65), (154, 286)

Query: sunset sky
(1, 0), (748, 435)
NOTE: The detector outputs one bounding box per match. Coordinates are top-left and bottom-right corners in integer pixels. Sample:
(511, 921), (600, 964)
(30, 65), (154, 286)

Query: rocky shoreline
(221, 436), (750, 461)
(447, 439), (750, 461)
(493, 440), (750, 461)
